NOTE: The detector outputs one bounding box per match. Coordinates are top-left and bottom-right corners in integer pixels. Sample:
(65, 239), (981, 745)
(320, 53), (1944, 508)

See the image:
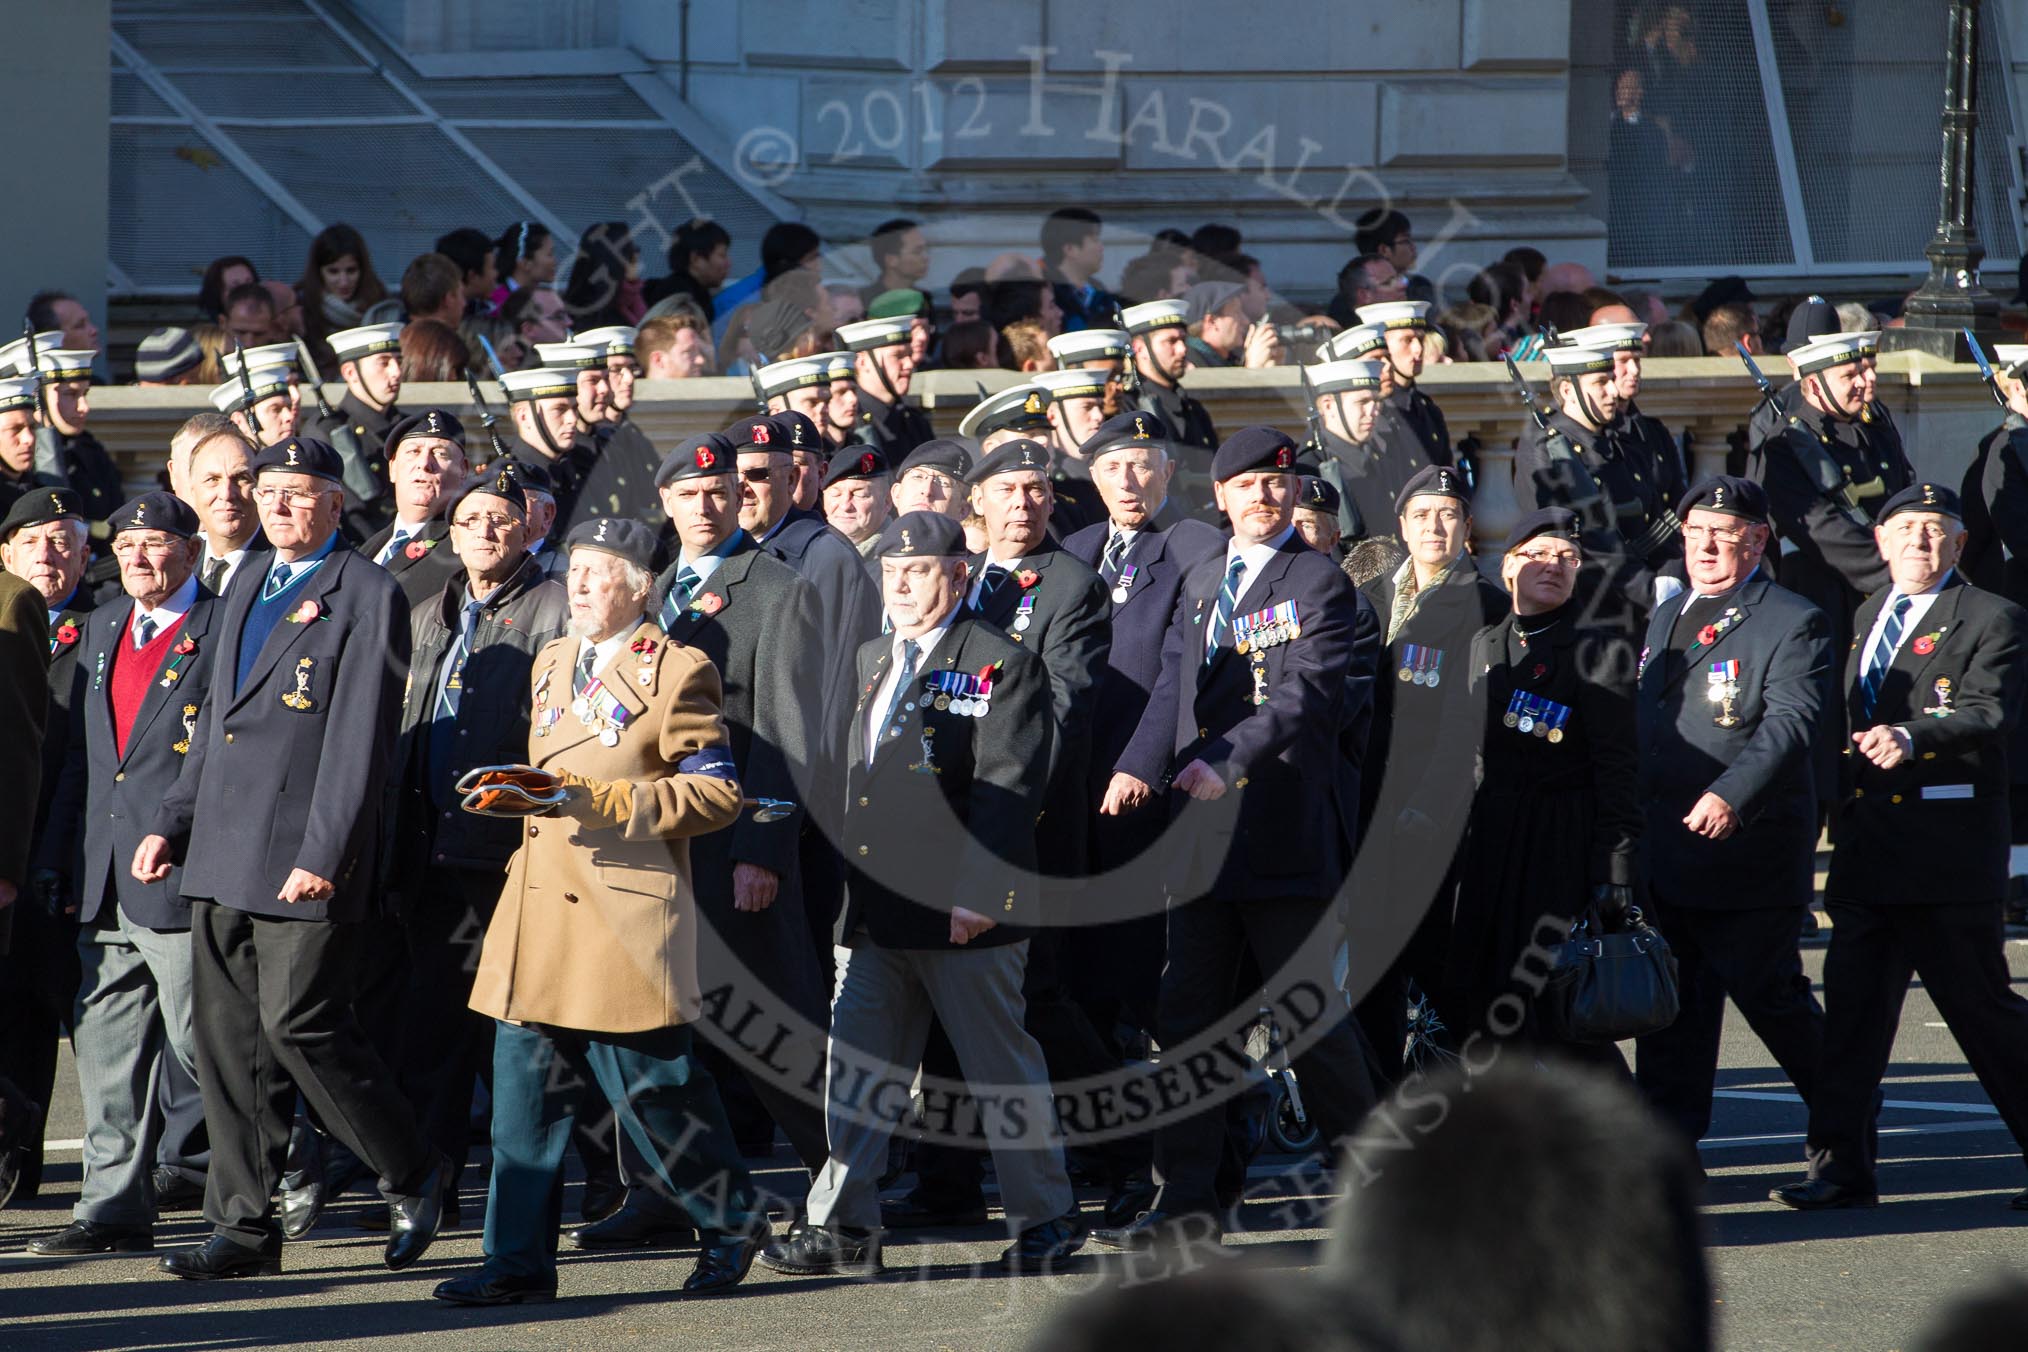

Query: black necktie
(201, 555), (228, 594)
(878, 639), (921, 754)
(977, 565), (1009, 606)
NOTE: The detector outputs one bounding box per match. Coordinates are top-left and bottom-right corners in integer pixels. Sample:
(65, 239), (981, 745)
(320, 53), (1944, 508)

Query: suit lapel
(1115, 524), (1172, 613)
(1845, 589), (1887, 724)
(119, 595), (216, 765)
(229, 550), (347, 712)
(1662, 576), (1763, 693)
(1891, 578), (1965, 697)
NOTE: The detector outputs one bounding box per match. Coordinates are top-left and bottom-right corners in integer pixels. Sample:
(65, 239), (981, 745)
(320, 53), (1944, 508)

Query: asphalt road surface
(3, 931), (2026, 1352)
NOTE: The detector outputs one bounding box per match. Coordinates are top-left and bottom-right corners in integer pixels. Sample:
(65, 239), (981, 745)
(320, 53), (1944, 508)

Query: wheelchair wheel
(1266, 1076), (1321, 1154)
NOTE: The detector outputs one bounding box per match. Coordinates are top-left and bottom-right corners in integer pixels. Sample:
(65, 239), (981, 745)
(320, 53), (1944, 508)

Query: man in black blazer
(760, 511), (1085, 1278)
(1632, 476), (1832, 1151)
(0, 569), (45, 1208)
(1100, 427), (1377, 1249)
(569, 432), (833, 1250)
(1776, 482), (2028, 1211)
(135, 437), (449, 1278)
(0, 488), (92, 1203)
(360, 409), (468, 612)
(1067, 411), (1225, 1045)
(28, 494), (219, 1255)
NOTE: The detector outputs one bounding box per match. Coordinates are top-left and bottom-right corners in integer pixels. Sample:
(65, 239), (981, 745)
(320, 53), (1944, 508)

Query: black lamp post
(1887, 0), (2002, 358)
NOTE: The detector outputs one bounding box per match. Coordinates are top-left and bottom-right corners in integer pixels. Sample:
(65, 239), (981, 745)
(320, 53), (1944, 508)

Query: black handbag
(1541, 905), (1680, 1044)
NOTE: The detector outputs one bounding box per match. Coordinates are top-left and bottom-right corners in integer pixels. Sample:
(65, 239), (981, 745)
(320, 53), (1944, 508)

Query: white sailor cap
(326, 322), (404, 361)
(754, 355), (834, 400)
(1119, 300), (1189, 335)
(574, 325), (638, 358)
(836, 317), (913, 352)
(820, 351), (856, 381)
(531, 341), (605, 372)
(1306, 359), (1387, 396)
(499, 366), (580, 403)
(1321, 324), (1388, 361)
(221, 343), (301, 380)
(1544, 343), (1617, 378)
(1995, 345), (2028, 380)
(0, 376), (35, 412)
(958, 384), (1051, 440)
(1556, 322), (1647, 352)
(1047, 328), (1130, 365)
(1788, 331), (1880, 376)
(37, 349), (97, 381)
(0, 331), (63, 376)
(208, 366), (293, 414)
(1355, 300), (1432, 331)
(1031, 367), (1110, 404)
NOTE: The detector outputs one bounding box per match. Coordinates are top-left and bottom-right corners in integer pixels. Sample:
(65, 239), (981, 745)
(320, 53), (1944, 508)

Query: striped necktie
(133, 614), (157, 650)
(878, 639), (921, 755)
(658, 565), (701, 631)
(1205, 555), (1247, 663)
(977, 564), (1010, 607)
(1859, 594), (1912, 718)
(1100, 530), (1131, 584)
(262, 562), (293, 601)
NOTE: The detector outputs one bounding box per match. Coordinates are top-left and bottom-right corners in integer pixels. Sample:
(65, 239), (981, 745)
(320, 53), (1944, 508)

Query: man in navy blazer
(29, 494), (220, 1255)
(135, 437), (448, 1280)
(1632, 476), (1832, 1153)
(1099, 427), (1379, 1249)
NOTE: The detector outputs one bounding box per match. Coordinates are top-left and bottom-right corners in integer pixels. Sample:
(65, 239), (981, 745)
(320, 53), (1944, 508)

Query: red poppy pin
(54, 621), (78, 647)
(404, 538), (437, 560)
(1016, 570), (1040, 589)
(1913, 633), (1937, 655)
(630, 636), (657, 654)
(858, 452), (878, 475)
(289, 600), (321, 625)
(1531, 662), (1548, 680)
(693, 592), (724, 615)
(696, 446), (716, 469)
(1697, 624), (1718, 646)
(174, 634), (195, 655)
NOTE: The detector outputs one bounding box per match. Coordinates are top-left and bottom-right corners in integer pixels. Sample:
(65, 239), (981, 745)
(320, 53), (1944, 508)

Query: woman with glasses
(1442, 507), (1641, 1069)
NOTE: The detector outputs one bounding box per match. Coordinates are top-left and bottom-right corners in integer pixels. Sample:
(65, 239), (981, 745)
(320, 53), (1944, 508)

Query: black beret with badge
(1210, 426), (1300, 482)
(1393, 463), (1471, 517)
(966, 437), (1051, 484)
(1504, 506), (1584, 553)
(385, 407), (467, 458)
(1084, 409), (1170, 461)
(874, 509), (966, 559)
(108, 491), (200, 539)
(655, 431), (737, 487)
(1878, 481), (1963, 522)
(451, 467), (527, 516)
(1, 486), (84, 540)
(823, 446), (888, 490)
(725, 414), (782, 452)
(564, 516), (658, 572)
(770, 411), (825, 453)
(495, 458), (554, 496)
(1297, 476), (1341, 515)
(1676, 474), (1768, 524)
(252, 436), (344, 484)
(894, 439), (973, 481)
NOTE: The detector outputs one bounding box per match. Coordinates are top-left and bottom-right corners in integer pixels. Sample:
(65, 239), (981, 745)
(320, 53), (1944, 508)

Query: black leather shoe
(568, 1197), (695, 1250)
(159, 1233), (282, 1280)
(579, 1179), (625, 1225)
(278, 1174), (325, 1239)
(1771, 1178), (1878, 1210)
(433, 1269), (556, 1306)
(683, 1223), (769, 1294)
(758, 1223), (883, 1277)
(151, 1168), (206, 1212)
(1102, 1180), (1157, 1230)
(1000, 1211), (1087, 1272)
(29, 1218), (155, 1256)
(1089, 1209), (1224, 1250)
(879, 1191), (989, 1229)
(0, 1101), (44, 1210)
(385, 1154), (452, 1271)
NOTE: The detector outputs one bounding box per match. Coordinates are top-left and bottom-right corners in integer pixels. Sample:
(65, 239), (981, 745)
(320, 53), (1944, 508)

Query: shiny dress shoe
(567, 1197), (695, 1250)
(878, 1190), (989, 1230)
(151, 1168), (206, 1212)
(159, 1233), (283, 1280)
(278, 1173), (325, 1239)
(758, 1222), (883, 1277)
(433, 1269), (556, 1306)
(0, 1101), (45, 1210)
(384, 1154), (452, 1271)
(1089, 1209), (1225, 1250)
(682, 1223), (769, 1294)
(1000, 1211), (1087, 1272)
(579, 1179), (625, 1225)
(1101, 1180), (1157, 1231)
(29, 1218), (155, 1256)
(359, 1194), (458, 1232)
(1771, 1177), (1879, 1210)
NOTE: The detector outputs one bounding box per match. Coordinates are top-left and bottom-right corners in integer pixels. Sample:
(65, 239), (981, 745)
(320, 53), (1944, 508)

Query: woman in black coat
(1444, 507), (1641, 1070)
(1351, 465), (1509, 1080)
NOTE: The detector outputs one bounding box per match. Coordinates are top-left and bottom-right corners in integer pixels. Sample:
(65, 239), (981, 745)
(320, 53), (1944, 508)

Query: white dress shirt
(1859, 570), (1952, 680)
(865, 615), (955, 762)
(130, 574), (199, 647)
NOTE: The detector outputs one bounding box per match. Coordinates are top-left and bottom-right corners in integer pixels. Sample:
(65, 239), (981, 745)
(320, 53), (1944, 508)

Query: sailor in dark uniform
(1306, 356), (1414, 544)
(578, 326), (666, 528)
(1570, 321), (1690, 511)
(839, 317), (932, 458)
(1121, 300), (1218, 514)
(0, 339), (124, 540)
(1962, 344), (2028, 907)
(532, 340), (654, 525)
(1047, 329), (1131, 419)
(757, 353), (847, 451)
(307, 322), (405, 540)
(1355, 301), (1452, 472)
(0, 377), (62, 515)
(958, 382), (1052, 456)
(498, 366), (593, 545)
(1030, 367), (1109, 538)
(207, 365), (298, 449)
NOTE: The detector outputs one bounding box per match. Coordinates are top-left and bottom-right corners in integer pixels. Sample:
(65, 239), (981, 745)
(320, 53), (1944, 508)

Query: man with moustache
(1029, 368), (1109, 538)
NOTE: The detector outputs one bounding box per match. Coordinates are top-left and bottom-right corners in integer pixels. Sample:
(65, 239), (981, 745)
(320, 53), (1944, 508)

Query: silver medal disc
(1426, 671), (1440, 688)
(1517, 715), (1535, 733)
(599, 727), (620, 747)
(571, 697), (590, 718)
(1112, 586), (1129, 605)
(953, 698), (972, 716)
(972, 700), (989, 718)
(1015, 615), (1032, 631)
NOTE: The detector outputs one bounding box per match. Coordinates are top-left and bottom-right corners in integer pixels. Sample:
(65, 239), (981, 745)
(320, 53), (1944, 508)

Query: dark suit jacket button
(434, 852), (445, 862)
(857, 845), (869, 856)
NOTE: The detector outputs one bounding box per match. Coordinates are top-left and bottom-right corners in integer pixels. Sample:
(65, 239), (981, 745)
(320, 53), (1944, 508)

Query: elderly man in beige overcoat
(434, 516), (766, 1308)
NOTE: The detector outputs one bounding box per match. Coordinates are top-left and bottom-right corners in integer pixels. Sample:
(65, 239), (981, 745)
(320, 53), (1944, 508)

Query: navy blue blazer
(155, 545), (410, 922)
(49, 591), (224, 930)
(760, 508), (883, 774)
(1118, 531), (1364, 903)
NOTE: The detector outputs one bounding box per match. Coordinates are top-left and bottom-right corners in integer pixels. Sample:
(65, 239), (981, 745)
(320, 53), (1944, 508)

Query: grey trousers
(805, 937), (1072, 1233)
(73, 909), (202, 1224)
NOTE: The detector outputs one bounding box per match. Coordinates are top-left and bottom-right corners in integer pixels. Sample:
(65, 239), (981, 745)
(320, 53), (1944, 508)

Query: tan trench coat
(469, 620), (743, 1033)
